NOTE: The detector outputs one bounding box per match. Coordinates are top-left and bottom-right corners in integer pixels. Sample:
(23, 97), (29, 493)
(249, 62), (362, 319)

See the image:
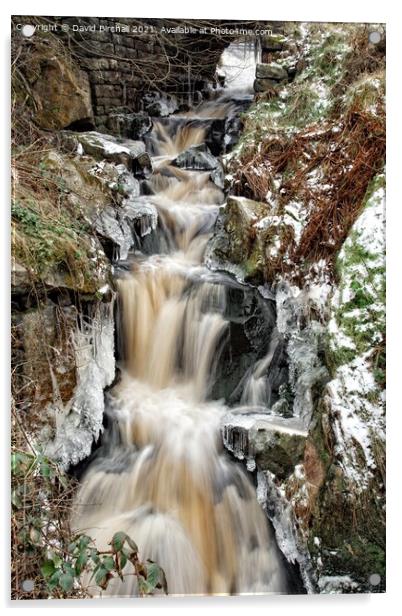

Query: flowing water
(72, 50), (288, 596)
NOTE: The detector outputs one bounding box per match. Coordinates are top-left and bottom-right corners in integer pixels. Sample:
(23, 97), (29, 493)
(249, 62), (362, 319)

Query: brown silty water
(72, 91), (288, 596)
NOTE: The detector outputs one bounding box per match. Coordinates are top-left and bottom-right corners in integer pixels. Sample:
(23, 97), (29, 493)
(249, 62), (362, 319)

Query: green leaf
(52, 554), (63, 569)
(102, 555), (115, 572)
(45, 550), (61, 567)
(90, 548), (100, 564)
(145, 562), (160, 588)
(58, 572), (74, 592)
(145, 561), (167, 593)
(95, 566), (108, 586)
(110, 531), (127, 553)
(11, 453), (19, 474)
(63, 562), (75, 577)
(75, 550), (88, 575)
(40, 459), (51, 478)
(138, 576), (153, 595)
(11, 451), (33, 476)
(41, 560), (55, 579)
(117, 551), (128, 572)
(47, 570), (61, 591)
(79, 535), (92, 549)
(68, 541), (78, 553)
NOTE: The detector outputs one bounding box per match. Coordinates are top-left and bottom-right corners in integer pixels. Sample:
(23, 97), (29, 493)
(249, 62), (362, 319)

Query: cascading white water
(72, 42), (287, 596)
(217, 37), (260, 92)
(241, 330), (280, 407)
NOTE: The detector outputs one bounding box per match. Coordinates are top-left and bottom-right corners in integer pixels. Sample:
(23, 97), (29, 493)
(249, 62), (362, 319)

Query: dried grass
(230, 81), (385, 283)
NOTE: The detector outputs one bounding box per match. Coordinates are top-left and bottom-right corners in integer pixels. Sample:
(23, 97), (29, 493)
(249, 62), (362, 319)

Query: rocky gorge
(11, 18), (385, 598)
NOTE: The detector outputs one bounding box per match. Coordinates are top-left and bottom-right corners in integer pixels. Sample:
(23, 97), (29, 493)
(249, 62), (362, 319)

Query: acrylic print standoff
(11, 16), (385, 599)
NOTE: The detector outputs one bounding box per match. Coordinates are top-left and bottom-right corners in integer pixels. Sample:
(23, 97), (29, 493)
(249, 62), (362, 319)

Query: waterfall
(72, 46), (288, 596)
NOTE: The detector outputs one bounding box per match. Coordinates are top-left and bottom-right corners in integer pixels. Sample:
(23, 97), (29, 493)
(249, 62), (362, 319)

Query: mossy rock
(256, 63), (288, 81)
(12, 149), (113, 295)
(208, 195), (297, 285)
(253, 428), (306, 479)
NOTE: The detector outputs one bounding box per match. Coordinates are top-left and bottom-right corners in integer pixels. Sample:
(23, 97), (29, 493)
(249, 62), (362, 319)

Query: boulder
(255, 63), (288, 81)
(121, 195), (158, 239)
(132, 152), (153, 178)
(92, 206), (133, 261)
(206, 196), (269, 283)
(116, 170), (140, 198)
(206, 196), (299, 285)
(206, 118), (226, 156)
(210, 164), (225, 190)
(130, 112), (153, 138)
(206, 96), (252, 155)
(11, 261), (32, 294)
(32, 55), (93, 130)
(106, 111), (153, 139)
(222, 412), (307, 479)
(63, 131), (153, 177)
(143, 92), (179, 117)
(172, 143), (219, 171)
(71, 131), (144, 165)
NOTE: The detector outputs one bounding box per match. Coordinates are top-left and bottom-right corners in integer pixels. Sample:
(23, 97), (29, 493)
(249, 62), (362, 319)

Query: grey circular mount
(369, 31), (382, 44)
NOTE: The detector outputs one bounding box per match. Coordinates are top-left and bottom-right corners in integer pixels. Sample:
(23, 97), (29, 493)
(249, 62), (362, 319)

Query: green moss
(12, 196), (108, 294)
(334, 267), (384, 361)
(308, 433), (386, 592)
(330, 173), (385, 373)
(304, 31), (350, 82)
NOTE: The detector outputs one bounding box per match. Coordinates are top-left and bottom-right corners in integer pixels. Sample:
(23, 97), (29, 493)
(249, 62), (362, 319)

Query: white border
(2, 1), (402, 614)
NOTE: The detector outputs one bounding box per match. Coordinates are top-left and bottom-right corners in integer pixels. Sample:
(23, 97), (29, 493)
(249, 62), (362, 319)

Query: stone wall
(57, 17), (247, 128)
(13, 16), (284, 130)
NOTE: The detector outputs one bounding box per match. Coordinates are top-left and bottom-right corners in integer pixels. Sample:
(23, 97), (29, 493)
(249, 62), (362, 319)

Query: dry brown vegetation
(229, 24), (385, 282)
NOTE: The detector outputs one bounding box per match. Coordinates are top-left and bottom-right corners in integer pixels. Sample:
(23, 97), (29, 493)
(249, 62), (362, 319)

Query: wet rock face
(205, 119), (227, 156)
(253, 79), (281, 93)
(106, 111), (153, 140)
(172, 143), (220, 171)
(93, 206), (133, 261)
(206, 196), (271, 285)
(32, 55), (93, 130)
(223, 414), (307, 480)
(253, 428), (306, 479)
(143, 92), (179, 117)
(25, 147), (154, 269)
(210, 165), (225, 190)
(11, 262), (32, 295)
(211, 284), (283, 404)
(63, 131), (153, 176)
(254, 63), (289, 93)
(256, 63), (288, 81)
(13, 303), (77, 410)
(206, 114), (247, 156)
